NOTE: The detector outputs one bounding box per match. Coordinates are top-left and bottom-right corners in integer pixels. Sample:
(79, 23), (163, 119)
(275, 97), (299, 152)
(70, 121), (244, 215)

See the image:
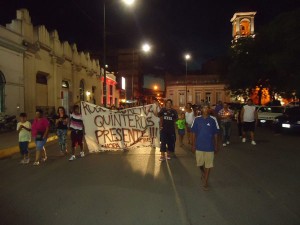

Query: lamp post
(103, 0), (135, 107)
(184, 54), (191, 105)
(131, 43), (151, 101)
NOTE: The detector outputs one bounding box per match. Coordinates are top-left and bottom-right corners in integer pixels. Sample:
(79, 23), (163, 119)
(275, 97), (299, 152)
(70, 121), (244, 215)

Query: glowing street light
(184, 53), (191, 104)
(154, 85), (158, 90)
(142, 43), (151, 53)
(122, 0), (135, 6)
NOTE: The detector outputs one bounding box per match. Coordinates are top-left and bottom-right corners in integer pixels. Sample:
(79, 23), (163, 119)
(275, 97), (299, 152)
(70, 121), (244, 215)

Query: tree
(226, 8), (300, 103)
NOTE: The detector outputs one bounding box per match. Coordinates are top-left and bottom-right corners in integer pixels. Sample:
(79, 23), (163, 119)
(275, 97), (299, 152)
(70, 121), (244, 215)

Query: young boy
(17, 113), (31, 164)
(176, 112), (186, 147)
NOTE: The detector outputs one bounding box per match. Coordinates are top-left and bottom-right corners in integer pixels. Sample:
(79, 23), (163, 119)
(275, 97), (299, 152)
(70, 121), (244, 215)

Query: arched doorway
(0, 71), (6, 113)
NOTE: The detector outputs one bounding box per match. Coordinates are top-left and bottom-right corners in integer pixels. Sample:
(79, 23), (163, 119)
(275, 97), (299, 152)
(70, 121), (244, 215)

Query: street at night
(1, 125), (299, 225)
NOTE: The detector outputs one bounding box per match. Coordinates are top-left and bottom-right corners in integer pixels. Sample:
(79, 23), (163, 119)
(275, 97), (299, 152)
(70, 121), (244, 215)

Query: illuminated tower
(231, 12), (256, 40)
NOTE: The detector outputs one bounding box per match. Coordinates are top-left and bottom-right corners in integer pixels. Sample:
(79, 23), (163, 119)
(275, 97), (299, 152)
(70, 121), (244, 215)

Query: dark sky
(1, 0), (299, 73)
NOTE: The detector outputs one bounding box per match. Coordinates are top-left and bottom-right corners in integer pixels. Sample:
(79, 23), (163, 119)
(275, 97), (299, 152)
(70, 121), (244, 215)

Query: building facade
(0, 9), (119, 119)
(166, 74), (231, 108)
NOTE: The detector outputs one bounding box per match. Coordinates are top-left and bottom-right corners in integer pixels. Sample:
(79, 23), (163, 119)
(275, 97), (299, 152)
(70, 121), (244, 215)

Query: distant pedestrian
(69, 105), (85, 161)
(218, 103), (234, 147)
(54, 106), (69, 155)
(17, 113), (31, 164)
(31, 109), (49, 166)
(185, 103), (195, 144)
(237, 105), (243, 138)
(176, 112), (186, 147)
(191, 105), (219, 191)
(157, 99), (178, 161)
(240, 99), (258, 145)
(214, 101), (223, 115)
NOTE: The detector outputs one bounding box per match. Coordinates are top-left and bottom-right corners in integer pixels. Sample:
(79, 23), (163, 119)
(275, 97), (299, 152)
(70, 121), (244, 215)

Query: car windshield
(285, 107), (300, 115)
(258, 107), (284, 113)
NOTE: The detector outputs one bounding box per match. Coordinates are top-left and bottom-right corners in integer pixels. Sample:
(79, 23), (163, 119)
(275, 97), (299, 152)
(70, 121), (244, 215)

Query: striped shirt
(69, 113), (83, 130)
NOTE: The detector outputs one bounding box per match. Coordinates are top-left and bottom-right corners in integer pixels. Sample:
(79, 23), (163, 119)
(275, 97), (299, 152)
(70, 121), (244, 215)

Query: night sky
(1, 0), (299, 73)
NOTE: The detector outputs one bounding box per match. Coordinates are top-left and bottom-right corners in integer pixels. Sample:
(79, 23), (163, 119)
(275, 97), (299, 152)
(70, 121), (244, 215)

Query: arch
(0, 71), (6, 112)
(79, 79), (85, 101)
(239, 18), (251, 36)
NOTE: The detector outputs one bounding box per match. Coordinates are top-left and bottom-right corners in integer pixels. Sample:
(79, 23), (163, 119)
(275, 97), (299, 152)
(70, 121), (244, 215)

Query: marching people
(176, 112), (186, 147)
(69, 105), (85, 161)
(240, 99), (258, 145)
(17, 113), (31, 164)
(185, 103), (195, 145)
(31, 109), (49, 166)
(191, 104), (219, 191)
(54, 106), (69, 155)
(157, 99), (178, 161)
(218, 103), (234, 147)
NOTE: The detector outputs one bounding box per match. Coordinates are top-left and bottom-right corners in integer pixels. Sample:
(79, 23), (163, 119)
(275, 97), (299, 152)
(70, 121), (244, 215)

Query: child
(17, 113), (31, 164)
(176, 112), (186, 147)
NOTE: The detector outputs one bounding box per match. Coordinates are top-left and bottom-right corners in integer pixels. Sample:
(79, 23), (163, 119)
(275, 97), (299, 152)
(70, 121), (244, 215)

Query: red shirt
(31, 117), (49, 137)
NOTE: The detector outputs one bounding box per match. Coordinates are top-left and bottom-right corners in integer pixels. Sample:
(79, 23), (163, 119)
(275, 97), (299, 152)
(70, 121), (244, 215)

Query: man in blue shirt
(191, 104), (219, 191)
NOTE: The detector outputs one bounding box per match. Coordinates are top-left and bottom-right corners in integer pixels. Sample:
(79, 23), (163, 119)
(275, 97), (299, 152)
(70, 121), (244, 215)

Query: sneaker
(80, 151), (85, 157)
(166, 155), (171, 160)
(33, 161), (40, 166)
(242, 138), (246, 143)
(69, 155), (76, 161)
(222, 143), (226, 147)
(24, 158), (30, 164)
(20, 159), (25, 164)
(251, 140), (256, 145)
(159, 156), (166, 161)
(226, 141), (230, 145)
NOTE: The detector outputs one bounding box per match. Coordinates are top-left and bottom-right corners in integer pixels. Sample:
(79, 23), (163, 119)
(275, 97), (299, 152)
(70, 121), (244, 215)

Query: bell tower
(231, 12), (256, 40)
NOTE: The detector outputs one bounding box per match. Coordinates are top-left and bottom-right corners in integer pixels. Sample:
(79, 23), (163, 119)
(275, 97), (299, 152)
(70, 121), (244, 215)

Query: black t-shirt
(158, 108), (178, 133)
(54, 114), (69, 129)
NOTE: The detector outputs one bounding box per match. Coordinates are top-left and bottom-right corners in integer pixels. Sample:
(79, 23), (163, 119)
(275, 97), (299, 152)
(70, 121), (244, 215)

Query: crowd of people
(16, 98), (258, 190)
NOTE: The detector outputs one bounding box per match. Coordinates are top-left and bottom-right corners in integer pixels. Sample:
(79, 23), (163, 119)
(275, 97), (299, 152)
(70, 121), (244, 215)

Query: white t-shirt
(17, 121), (31, 142)
(243, 105), (256, 122)
(185, 111), (195, 125)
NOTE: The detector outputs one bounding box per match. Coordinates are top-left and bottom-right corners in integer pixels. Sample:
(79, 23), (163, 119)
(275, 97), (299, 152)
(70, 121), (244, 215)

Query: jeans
(220, 121), (231, 143)
(57, 129), (68, 152)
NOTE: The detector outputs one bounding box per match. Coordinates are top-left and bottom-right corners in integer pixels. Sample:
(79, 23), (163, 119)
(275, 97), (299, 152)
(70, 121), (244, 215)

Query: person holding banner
(69, 105), (85, 161)
(158, 99), (178, 161)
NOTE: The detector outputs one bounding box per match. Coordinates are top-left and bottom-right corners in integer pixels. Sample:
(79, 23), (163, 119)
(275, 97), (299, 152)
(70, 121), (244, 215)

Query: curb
(0, 135), (58, 159)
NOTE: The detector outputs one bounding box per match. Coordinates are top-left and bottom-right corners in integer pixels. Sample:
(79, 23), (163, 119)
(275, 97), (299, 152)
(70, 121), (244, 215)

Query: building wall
(165, 74), (231, 108)
(0, 25), (25, 115)
(1, 9), (119, 119)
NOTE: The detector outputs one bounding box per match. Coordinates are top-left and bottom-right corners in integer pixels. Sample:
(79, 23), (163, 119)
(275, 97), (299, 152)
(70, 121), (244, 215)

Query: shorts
(178, 129), (185, 136)
(19, 141), (29, 155)
(71, 130), (84, 147)
(35, 138), (47, 151)
(243, 121), (255, 132)
(160, 132), (176, 152)
(195, 150), (214, 168)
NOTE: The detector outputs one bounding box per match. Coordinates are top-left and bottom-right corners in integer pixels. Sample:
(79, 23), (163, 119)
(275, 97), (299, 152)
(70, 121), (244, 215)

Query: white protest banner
(81, 101), (160, 152)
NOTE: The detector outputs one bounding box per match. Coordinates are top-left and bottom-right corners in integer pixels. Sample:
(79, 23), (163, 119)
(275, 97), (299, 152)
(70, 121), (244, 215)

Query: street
(0, 124), (300, 225)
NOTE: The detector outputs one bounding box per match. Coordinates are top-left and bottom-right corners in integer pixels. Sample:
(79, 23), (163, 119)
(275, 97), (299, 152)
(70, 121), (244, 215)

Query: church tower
(230, 12), (256, 40)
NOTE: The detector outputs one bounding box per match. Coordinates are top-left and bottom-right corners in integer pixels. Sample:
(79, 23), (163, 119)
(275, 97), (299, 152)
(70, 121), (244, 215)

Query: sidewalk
(0, 131), (58, 159)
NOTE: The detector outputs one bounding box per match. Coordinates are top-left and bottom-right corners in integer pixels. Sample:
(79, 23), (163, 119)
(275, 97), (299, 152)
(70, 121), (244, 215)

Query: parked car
(274, 106), (300, 133)
(257, 106), (285, 126)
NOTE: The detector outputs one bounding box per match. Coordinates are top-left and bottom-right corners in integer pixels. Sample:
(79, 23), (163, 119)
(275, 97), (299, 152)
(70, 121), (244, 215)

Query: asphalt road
(0, 124), (299, 225)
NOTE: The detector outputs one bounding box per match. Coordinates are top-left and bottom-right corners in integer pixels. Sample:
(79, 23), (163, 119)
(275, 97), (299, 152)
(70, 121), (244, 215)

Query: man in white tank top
(240, 99), (258, 145)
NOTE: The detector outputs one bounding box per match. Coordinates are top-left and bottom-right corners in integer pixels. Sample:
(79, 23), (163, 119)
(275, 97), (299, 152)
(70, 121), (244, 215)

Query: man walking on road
(240, 99), (258, 145)
(191, 105), (219, 191)
(158, 99), (178, 161)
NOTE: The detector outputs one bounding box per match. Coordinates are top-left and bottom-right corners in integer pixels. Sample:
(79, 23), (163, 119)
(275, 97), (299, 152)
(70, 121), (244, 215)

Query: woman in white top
(185, 103), (195, 144)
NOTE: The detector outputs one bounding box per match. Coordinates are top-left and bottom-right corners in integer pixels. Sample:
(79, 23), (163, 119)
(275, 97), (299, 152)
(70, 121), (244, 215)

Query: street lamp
(184, 54), (191, 105)
(131, 42), (151, 101)
(103, 0), (135, 107)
